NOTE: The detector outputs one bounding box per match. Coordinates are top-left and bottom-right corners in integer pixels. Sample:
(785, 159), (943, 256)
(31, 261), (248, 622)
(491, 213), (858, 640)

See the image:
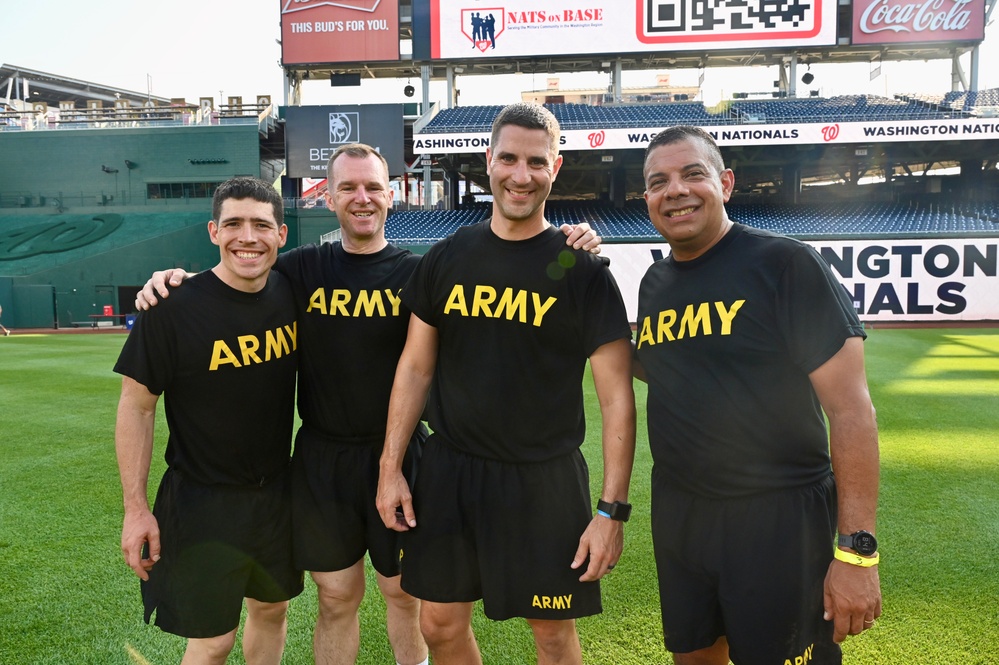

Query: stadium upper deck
(383, 200), (999, 243)
(419, 93), (995, 134)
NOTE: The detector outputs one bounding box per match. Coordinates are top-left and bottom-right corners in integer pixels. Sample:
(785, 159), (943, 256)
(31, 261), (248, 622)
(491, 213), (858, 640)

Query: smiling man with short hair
(114, 177), (301, 665)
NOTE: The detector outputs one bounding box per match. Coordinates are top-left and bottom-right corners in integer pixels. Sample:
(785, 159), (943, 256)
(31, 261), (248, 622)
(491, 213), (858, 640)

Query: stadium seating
(383, 200), (999, 243)
(419, 94), (982, 134)
(895, 88), (999, 115)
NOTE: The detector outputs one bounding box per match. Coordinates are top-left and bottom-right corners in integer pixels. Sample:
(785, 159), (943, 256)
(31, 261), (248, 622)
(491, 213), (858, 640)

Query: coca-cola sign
(852, 0), (985, 44)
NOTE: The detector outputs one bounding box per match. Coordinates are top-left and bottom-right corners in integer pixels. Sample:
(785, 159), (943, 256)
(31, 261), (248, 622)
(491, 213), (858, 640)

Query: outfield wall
(601, 238), (999, 324)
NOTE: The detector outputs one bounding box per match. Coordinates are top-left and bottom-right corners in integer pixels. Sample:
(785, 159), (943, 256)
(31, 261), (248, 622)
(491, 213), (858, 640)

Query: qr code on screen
(643, 0), (816, 36)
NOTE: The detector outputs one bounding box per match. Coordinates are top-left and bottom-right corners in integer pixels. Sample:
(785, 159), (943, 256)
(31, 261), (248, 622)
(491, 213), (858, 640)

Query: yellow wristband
(834, 548), (879, 567)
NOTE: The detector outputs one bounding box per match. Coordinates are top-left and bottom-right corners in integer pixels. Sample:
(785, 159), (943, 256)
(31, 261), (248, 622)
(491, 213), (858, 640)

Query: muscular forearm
(115, 380), (158, 512)
(380, 316), (438, 472)
(810, 337), (880, 537)
(829, 410), (880, 536)
(599, 397), (636, 503)
(380, 367), (432, 472)
(591, 339), (637, 503)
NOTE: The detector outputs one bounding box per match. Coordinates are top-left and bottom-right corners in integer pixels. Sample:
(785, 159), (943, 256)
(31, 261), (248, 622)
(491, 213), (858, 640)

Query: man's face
(643, 137), (734, 261)
(209, 198), (287, 292)
(324, 153), (393, 247)
(486, 125), (562, 225)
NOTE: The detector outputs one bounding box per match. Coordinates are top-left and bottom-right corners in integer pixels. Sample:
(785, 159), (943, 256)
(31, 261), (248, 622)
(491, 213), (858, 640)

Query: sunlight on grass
(882, 334), (999, 395)
(888, 379), (999, 395)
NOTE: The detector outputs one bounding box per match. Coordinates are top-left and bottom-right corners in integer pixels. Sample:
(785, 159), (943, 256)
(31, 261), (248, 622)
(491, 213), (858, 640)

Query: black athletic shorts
(291, 424), (425, 576)
(141, 466), (303, 639)
(652, 470), (840, 665)
(400, 436), (602, 621)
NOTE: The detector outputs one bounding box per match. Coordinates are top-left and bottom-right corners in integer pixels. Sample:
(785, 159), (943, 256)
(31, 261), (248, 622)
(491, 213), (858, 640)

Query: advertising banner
(413, 117), (999, 153)
(852, 0), (985, 45)
(281, 0), (400, 65)
(428, 0), (837, 59)
(285, 105), (405, 178)
(601, 239), (999, 323)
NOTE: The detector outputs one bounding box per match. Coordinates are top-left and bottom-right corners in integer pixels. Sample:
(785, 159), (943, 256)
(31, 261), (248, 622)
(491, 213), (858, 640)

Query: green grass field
(1, 329), (997, 664)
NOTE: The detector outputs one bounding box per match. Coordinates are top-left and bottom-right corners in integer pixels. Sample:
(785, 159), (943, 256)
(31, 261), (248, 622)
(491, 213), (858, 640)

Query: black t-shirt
(635, 223), (866, 498)
(114, 270), (298, 486)
(274, 242), (420, 445)
(404, 221), (632, 463)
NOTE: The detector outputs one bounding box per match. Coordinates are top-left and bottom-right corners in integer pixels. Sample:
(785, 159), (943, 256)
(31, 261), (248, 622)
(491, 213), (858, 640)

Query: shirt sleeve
(400, 240), (448, 327)
(578, 258), (632, 357)
(112, 302), (178, 395)
(778, 243), (867, 374)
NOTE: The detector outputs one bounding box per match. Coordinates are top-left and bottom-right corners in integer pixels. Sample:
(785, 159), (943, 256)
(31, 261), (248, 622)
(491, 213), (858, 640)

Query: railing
(0, 103), (275, 132)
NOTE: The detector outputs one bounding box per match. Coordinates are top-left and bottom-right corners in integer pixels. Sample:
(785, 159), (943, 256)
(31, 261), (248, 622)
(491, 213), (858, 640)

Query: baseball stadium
(1, 0), (997, 663)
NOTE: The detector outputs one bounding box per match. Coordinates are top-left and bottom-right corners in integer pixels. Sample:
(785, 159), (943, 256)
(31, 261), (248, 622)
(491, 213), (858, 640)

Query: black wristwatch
(838, 530), (878, 556)
(596, 499), (632, 522)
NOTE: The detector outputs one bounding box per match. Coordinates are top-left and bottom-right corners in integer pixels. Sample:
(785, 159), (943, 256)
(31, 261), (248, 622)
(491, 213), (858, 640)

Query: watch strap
(833, 547), (880, 568)
(596, 499), (631, 522)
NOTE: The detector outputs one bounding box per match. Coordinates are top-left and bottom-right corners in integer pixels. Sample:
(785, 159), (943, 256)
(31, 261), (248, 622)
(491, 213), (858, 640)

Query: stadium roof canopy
(1, 63), (172, 109)
(295, 42), (985, 83)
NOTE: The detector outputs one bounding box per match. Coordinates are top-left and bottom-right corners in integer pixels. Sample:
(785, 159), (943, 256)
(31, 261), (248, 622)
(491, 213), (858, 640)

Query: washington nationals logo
(588, 131), (605, 148)
(821, 124), (840, 142)
(462, 8), (504, 51)
(329, 113), (360, 144)
(0, 214), (123, 260)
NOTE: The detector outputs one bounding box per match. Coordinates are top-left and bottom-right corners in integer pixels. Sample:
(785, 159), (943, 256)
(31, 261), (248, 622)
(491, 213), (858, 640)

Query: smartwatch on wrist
(596, 499), (631, 522)
(838, 530), (878, 556)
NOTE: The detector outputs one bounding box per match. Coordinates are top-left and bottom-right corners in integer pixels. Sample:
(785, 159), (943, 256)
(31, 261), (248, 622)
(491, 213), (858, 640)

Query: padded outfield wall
(0, 209), (319, 329)
(601, 238), (999, 325)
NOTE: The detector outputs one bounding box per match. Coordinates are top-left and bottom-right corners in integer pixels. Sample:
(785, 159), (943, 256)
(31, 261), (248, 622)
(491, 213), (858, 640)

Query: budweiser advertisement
(852, 0), (985, 45)
(281, 0), (400, 65)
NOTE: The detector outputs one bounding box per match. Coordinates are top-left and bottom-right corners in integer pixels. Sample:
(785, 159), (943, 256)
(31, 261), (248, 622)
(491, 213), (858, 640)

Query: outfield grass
(1, 329), (997, 664)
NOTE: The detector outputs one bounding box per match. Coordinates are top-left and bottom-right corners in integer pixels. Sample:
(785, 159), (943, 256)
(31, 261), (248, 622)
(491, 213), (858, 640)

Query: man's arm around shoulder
(134, 269), (195, 310)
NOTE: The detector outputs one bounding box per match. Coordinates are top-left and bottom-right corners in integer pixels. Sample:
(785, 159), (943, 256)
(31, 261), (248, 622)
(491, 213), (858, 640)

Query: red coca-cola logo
(588, 131), (605, 148)
(861, 0), (972, 33)
(853, 0), (984, 44)
(821, 124), (840, 142)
